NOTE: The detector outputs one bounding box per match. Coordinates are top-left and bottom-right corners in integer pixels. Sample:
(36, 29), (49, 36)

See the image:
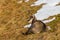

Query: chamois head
(27, 15), (37, 24)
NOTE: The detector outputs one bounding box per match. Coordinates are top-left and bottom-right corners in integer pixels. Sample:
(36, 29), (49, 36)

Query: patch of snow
(25, 0), (29, 2)
(34, 6), (60, 20)
(56, 2), (60, 6)
(31, 0), (60, 6)
(47, 26), (51, 30)
(30, 0), (60, 20)
(42, 17), (56, 23)
(17, 0), (22, 3)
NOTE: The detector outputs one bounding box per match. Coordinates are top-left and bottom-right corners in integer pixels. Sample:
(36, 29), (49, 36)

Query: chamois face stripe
(28, 18), (33, 23)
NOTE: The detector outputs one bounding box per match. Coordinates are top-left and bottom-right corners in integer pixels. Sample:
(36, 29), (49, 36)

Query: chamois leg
(22, 27), (34, 35)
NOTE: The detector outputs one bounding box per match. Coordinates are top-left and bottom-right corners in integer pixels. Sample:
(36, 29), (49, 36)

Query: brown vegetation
(0, 0), (60, 40)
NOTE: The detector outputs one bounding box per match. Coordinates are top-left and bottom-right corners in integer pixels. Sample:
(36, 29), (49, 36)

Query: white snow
(25, 0), (29, 2)
(17, 0), (29, 3)
(34, 6), (60, 20)
(47, 26), (51, 30)
(31, 0), (60, 6)
(17, 0), (22, 3)
(30, 0), (60, 20)
(42, 17), (56, 23)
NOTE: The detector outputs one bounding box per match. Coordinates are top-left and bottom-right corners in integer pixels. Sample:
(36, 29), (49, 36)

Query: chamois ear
(29, 15), (35, 18)
(29, 15), (35, 19)
(30, 15), (36, 19)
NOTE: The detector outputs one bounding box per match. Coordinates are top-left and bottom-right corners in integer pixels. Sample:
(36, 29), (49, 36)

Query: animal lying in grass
(23, 15), (55, 35)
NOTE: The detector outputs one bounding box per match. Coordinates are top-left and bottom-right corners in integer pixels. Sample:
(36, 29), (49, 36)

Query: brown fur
(23, 15), (46, 35)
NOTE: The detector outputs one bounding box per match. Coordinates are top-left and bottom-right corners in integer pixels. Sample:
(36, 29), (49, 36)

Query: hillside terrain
(0, 0), (60, 40)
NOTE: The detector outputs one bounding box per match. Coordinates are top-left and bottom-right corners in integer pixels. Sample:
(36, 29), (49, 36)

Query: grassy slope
(0, 0), (46, 40)
(0, 0), (60, 40)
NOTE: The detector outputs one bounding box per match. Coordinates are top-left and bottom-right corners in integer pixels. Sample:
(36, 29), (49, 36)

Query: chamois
(23, 15), (46, 35)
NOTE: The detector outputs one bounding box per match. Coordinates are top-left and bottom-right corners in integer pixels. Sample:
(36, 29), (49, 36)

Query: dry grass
(0, 0), (60, 40)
